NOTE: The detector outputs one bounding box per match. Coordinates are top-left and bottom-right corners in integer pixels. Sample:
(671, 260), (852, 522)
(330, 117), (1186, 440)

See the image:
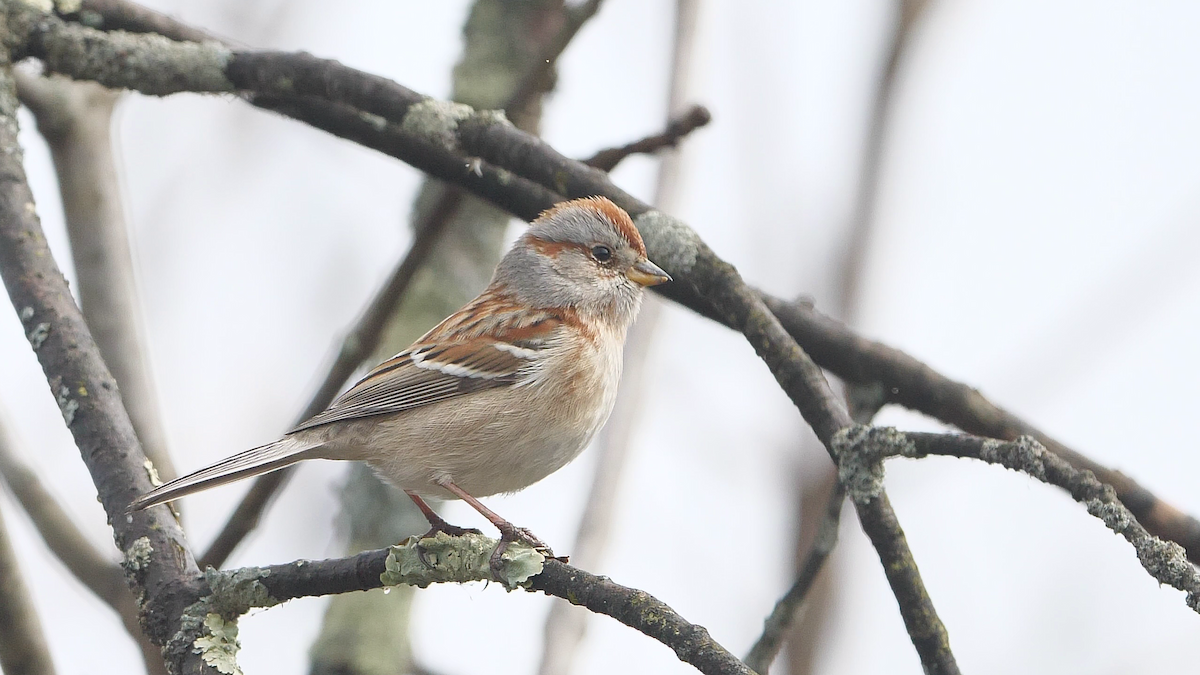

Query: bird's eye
(591, 245), (613, 262)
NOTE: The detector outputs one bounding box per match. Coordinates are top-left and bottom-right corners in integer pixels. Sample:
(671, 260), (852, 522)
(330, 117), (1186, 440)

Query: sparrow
(130, 196), (670, 564)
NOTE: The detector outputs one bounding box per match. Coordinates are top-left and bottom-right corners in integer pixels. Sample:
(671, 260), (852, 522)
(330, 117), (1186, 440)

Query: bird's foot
(489, 522), (566, 578)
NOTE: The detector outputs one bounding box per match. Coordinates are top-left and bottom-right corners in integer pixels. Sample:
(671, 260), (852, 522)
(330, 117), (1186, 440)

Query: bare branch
(835, 0), (930, 315)
(749, 383), (883, 674)
(0, 498), (57, 675)
(582, 104), (712, 172)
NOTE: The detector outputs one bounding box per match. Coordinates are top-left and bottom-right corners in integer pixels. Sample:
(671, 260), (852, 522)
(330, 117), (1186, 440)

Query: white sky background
(0, 0), (1198, 673)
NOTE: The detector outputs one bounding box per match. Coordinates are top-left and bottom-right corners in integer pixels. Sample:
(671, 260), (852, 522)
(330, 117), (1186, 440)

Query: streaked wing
(290, 291), (571, 433)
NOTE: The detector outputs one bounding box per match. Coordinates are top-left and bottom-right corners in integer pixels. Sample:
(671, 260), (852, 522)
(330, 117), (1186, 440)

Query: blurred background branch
(16, 69), (177, 486)
(0, 494), (57, 675)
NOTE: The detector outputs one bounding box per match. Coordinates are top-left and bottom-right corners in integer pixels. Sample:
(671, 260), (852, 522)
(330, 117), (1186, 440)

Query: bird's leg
(435, 479), (559, 575)
(406, 491), (482, 538)
(405, 490), (481, 569)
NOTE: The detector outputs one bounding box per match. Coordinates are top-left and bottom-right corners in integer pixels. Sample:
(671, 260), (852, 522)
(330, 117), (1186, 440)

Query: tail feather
(129, 436), (321, 512)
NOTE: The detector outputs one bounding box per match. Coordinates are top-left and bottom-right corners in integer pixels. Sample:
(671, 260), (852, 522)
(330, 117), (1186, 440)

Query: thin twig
(582, 104), (712, 172)
(750, 382), (885, 674)
(835, 0), (929, 315)
(0, 497), (57, 675)
(786, 2), (926, 664)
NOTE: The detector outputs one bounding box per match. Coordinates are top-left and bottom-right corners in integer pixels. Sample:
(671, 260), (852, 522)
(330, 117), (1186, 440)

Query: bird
(129, 196), (670, 564)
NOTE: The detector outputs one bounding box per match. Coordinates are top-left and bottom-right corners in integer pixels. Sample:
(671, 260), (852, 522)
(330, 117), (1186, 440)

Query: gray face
(492, 205), (647, 330)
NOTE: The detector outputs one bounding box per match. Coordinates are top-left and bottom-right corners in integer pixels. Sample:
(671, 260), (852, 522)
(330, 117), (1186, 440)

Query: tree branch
(195, 535), (753, 675)
(834, 0), (929, 314)
(762, 297), (1200, 564)
(747, 382), (884, 675)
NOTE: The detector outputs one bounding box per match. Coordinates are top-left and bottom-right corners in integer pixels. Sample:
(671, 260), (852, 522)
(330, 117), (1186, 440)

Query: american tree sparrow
(131, 197), (670, 562)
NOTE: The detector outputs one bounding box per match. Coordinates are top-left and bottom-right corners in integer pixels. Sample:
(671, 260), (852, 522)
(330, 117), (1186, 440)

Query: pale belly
(340, 350), (620, 499)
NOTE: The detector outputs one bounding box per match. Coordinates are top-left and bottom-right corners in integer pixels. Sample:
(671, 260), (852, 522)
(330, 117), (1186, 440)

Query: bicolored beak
(626, 258), (671, 287)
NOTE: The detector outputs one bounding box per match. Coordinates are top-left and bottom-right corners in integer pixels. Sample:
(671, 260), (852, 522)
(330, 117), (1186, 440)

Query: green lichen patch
(201, 566), (279, 616)
(122, 536), (153, 575)
(193, 613), (242, 675)
(401, 99), (474, 151)
(168, 567), (279, 674)
(382, 531), (543, 591)
(635, 211), (700, 275)
(35, 18), (235, 96)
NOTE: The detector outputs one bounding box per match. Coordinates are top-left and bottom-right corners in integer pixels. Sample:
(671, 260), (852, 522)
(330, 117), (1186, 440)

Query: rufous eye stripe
(535, 196), (646, 257)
